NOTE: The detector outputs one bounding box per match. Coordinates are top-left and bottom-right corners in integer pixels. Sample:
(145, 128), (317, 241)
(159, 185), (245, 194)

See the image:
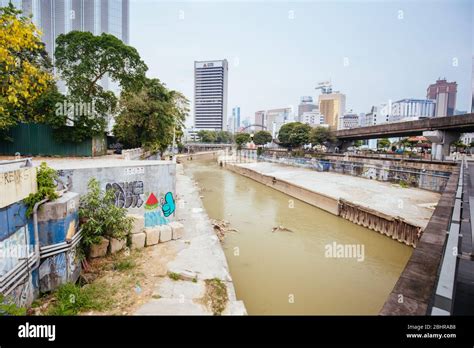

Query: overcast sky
(130, 0), (473, 127)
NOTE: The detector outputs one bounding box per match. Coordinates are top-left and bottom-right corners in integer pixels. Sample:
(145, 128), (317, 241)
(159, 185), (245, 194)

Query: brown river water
(184, 159), (413, 315)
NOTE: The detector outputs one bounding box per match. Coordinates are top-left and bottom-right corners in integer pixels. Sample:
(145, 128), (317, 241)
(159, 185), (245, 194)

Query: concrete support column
(337, 140), (353, 153)
(423, 130), (460, 161)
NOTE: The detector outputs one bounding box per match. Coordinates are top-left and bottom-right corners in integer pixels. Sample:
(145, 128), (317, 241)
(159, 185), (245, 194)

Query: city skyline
(130, 0), (472, 128)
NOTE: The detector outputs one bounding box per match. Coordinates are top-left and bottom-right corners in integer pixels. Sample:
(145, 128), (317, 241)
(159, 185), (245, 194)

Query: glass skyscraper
(1, 0), (129, 61)
(194, 60), (229, 131)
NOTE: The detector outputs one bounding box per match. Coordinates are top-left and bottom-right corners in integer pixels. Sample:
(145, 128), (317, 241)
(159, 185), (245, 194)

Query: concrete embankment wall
(177, 151), (220, 162)
(258, 151), (454, 192)
(225, 162), (421, 247)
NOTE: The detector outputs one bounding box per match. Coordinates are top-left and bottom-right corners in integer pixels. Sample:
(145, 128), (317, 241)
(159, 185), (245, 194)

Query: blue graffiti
(161, 192), (175, 217)
(144, 210), (168, 228)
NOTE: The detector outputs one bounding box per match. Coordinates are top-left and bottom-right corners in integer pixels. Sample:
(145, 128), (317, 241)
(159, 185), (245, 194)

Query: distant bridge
(334, 113), (474, 160)
(334, 113), (474, 140)
(240, 124), (267, 132)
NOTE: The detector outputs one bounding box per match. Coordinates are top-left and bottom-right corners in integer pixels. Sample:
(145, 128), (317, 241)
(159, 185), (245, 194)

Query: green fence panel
(0, 124), (104, 157)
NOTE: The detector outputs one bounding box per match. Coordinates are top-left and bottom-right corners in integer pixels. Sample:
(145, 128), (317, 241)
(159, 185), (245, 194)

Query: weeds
(46, 282), (113, 315)
(203, 278), (228, 316)
(168, 272), (181, 281)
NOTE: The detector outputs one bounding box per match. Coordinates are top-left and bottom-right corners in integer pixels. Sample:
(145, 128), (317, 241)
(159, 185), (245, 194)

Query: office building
(340, 113), (359, 129)
(301, 111), (325, 127)
(298, 96), (317, 121)
(426, 78), (457, 117)
(8, 0), (130, 60)
(318, 92), (346, 130)
(377, 102), (391, 125)
(255, 110), (265, 128)
(194, 59), (229, 130)
(265, 107), (291, 138)
(232, 106), (241, 132)
(390, 99), (435, 122)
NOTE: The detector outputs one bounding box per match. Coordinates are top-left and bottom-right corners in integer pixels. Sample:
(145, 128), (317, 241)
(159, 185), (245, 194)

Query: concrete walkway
(453, 162), (474, 314)
(236, 161), (440, 229)
(135, 164), (246, 315)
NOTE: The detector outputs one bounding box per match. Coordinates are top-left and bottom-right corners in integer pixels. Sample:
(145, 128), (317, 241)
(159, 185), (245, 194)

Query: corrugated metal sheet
(0, 123), (106, 157)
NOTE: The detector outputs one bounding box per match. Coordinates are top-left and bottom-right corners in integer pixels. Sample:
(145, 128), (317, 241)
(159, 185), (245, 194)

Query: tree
(310, 126), (336, 145)
(197, 130), (217, 143)
(253, 130), (272, 146)
(235, 133), (251, 150)
(216, 130), (232, 144)
(452, 140), (467, 152)
(54, 31), (148, 142)
(113, 78), (189, 155)
(289, 123), (311, 148)
(354, 140), (363, 148)
(0, 4), (53, 135)
(377, 138), (391, 149)
(278, 122), (298, 147)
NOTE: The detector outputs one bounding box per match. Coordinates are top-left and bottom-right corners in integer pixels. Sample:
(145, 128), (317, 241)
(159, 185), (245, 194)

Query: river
(183, 159), (413, 315)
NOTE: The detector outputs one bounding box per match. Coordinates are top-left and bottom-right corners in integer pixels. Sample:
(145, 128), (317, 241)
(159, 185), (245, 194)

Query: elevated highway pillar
(423, 130), (460, 161)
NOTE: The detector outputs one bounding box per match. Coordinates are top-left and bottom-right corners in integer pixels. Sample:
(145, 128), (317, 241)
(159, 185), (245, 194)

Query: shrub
(0, 294), (26, 316)
(24, 162), (59, 217)
(46, 282), (112, 315)
(79, 178), (133, 253)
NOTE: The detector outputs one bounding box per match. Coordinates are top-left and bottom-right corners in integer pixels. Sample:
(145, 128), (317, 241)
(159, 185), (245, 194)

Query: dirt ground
(33, 242), (177, 316)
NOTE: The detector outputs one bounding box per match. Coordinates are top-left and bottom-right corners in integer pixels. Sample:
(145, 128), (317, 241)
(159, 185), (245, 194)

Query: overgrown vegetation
(168, 272), (181, 281)
(113, 258), (136, 271)
(46, 282), (112, 315)
(24, 162), (59, 217)
(79, 178), (133, 254)
(203, 278), (228, 316)
(0, 294), (26, 316)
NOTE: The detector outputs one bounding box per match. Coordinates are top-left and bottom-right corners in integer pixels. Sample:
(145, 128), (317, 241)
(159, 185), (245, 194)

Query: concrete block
(128, 213), (145, 234)
(109, 237), (126, 254)
(159, 225), (172, 243)
(37, 192), (80, 222)
(169, 221), (184, 240)
(131, 232), (146, 249)
(145, 227), (160, 246)
(89, 237), (109, 258)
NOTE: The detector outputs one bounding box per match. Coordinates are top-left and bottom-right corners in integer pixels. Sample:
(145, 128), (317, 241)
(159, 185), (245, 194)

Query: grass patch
(46, 281), (113, 315)
(113, 258), (136, 271)
(398, 180), (409, 188)
(203, 278), (228, 316)
(0, 295), (26, 316)
(168, 272), (181, 281)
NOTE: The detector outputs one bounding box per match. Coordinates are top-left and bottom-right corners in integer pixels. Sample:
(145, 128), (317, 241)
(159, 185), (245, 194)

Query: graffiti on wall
(0, 167), (37, 208)
(8, 273), (35, 307)
(0, 226), (30, 277)
(39, 252), (67, 293)
(106, 181), (144, 208)
(57, 169), (74, 190)
(144, 192), (176, 227)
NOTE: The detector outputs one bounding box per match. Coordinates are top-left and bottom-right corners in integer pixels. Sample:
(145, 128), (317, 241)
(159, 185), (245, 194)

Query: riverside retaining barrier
(224, 162), (423, 247)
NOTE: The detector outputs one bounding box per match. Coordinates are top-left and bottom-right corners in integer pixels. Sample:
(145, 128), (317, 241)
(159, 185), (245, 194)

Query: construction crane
(315, 81), (332, 94)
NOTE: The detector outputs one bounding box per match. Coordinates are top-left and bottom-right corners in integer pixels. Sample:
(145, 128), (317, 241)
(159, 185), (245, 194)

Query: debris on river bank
(272, 225), (294, 233)
(211, 219), (238, 242)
